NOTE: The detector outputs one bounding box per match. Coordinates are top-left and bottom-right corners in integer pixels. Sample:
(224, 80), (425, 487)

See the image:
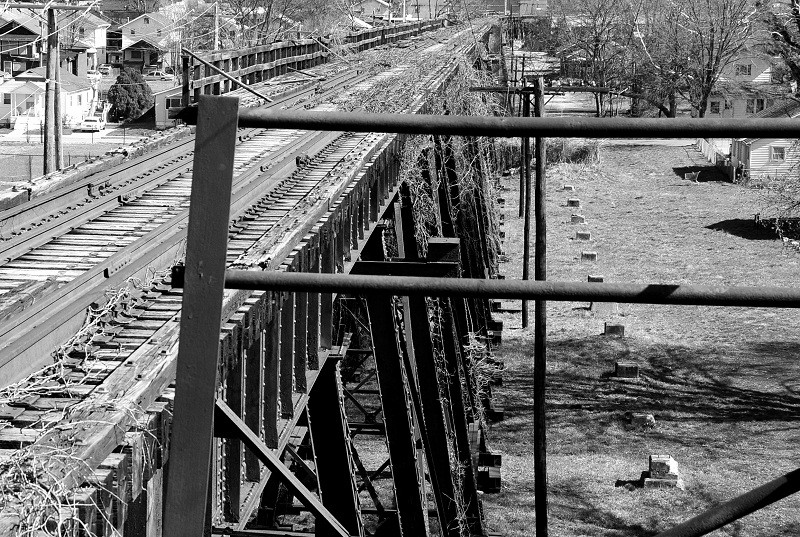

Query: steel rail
(208, 271), (800, 308)
(654, 468), (800, 537)
(236, 111), (800, 138)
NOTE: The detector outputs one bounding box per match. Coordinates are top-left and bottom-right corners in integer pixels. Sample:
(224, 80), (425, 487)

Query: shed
(730, 101), (800, 181)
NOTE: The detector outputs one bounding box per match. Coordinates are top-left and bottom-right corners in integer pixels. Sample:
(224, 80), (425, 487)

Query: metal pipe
(195, 271), (800, 307)
(654, 468), (800, 537)
(182, 48), (274, 103)
(237, 110), (800, 138)
(532, 76), (547, 537)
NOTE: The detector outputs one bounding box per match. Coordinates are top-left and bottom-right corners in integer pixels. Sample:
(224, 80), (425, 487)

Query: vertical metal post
(163, 95), (240, 537)
(533, 76), (548, 536)
(521, 91), (531, 328)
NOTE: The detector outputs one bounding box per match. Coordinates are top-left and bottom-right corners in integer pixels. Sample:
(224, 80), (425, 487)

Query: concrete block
(644, 477), (685, 490)
(567, 198), (581, 207)
(576, 231), (592, 240)
(604, 323), (625, 336)
(571, 214), (585, 224)
(587, 275), (604, 283)
(563, 184), (575, 191)
(592, 302), (619, 314)
(614, 361), (638, 378)
(581, 251), (598, 262)
(649, 454), (679, 480)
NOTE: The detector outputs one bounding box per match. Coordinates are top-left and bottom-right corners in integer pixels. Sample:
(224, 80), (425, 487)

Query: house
(705, 53), (790, 118)
(59, 10), (112, 73)
(0, 67), (93, 128)
(119, 12), (176, 71)
(729, 101), (800, 181)
(0, 8), (44, 76)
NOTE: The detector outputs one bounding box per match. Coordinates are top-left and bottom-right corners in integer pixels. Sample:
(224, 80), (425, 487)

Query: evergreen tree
(107, 68), (154, 120)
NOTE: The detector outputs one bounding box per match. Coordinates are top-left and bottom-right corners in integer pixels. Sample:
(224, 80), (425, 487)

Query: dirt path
(484, 142), (800, 537)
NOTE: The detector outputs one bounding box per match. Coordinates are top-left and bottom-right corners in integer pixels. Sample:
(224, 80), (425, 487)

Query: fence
(182, 20), (447, 104)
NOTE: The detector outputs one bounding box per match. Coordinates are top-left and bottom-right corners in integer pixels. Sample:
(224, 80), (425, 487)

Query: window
(157, 29), (162, 37)
(771, 146), (786, 161)
(77, 95), (82, 105)
(131, 29), (136, 35)
(735, 63), (752, 76)
(747, 98), (766, 114)
(144, 16), (149, 24)
(3, 94), (10, 105)
(131, 50), (142, 59)
(710, 101), (721, 114)
(78, 27), (85, 38)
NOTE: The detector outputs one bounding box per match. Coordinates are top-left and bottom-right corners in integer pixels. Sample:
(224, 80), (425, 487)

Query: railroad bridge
(0, 19), (507, 537)
(1, 15), (799, 537)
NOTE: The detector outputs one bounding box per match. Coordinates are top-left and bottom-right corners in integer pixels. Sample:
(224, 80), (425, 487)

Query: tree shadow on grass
(706, 219), (779, 240)
(672, 165), (728, 183)
(549, 481), (659, 536)
(498, 336), (800, 423)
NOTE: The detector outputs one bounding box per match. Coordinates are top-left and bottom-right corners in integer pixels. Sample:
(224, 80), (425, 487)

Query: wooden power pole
(13, 3), (91, 175)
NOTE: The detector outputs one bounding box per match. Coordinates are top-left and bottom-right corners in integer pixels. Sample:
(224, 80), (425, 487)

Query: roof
(737, 100), (800, 144)
(14, 67), (93, 93)
(0, 7), (43, 34)
(122, 36), (168, 51)
(119, 12), (170, 28)
(0, 80), (43, 94)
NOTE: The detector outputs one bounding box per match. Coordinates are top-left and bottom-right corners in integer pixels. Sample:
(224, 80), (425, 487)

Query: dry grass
(483, 141), (800, 536)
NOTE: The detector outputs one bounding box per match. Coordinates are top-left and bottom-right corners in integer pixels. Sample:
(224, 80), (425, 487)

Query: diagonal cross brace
(214, 400), (352, 537)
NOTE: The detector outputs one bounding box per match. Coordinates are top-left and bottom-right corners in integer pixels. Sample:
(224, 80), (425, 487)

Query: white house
(0, 67), (93, 129)
(705, 53), (790, 118)
(119, 13), (177, 71)
(729, 101), (800, 181)
(59, 10), (111, 72)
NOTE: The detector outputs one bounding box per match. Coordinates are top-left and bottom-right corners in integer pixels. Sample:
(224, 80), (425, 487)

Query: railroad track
(0, 23), (487, 535)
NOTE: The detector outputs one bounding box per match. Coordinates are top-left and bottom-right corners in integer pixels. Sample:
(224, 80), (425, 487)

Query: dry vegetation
(483, 141), (800, 536)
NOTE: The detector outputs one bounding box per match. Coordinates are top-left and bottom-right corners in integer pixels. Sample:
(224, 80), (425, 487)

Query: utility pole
(44, 7), (57, 175)
(214, 1), (220, 50)
(15, 3), (89, 175)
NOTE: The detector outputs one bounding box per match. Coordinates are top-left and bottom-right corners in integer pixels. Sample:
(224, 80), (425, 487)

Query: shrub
(107, 68), (154, 120)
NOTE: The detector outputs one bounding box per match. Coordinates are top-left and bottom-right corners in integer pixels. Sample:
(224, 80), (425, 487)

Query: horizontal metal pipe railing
(654, 468), (800, 537)
(237, 110), (800, 138)
(173, 271), (800, 308)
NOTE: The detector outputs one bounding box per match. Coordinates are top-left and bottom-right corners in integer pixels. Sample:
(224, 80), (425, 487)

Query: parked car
(87, 69), (101, 80)
(97, 64), (112, 76)
(143, 70), (175, 81)
(79, 117), (105, 132)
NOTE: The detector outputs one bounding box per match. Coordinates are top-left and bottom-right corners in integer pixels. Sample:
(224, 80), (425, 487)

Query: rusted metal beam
(654, 468), (800, 537)
(195, 271), (800, 308)
(235, 110), (800, 138)
(214, 401), (351, 537)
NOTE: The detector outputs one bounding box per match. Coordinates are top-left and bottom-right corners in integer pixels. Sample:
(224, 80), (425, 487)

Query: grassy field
(483, 141), (800, 536)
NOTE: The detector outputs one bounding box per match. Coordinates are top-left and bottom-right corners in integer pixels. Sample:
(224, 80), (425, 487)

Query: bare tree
(634, 0), (760, 117)
(552, 0), (637, 115)
(764, 0), (800, 84)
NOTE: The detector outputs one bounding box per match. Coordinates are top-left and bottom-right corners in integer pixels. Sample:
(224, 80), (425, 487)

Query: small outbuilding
(729, 101), (800, 181)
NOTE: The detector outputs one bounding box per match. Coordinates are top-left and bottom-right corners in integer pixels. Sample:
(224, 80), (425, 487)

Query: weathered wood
(163, 95), (240, 537)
